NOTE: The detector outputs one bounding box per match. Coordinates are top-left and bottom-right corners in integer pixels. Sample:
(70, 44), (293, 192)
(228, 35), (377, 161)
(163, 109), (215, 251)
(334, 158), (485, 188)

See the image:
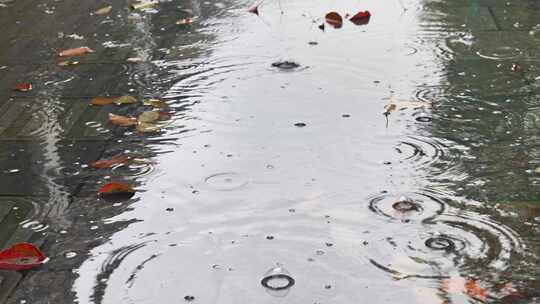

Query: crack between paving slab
(487, 6), (502, 31)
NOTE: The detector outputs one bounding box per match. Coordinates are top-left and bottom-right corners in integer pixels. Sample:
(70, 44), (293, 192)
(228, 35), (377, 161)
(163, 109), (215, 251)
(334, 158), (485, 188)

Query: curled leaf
(90, 155), (132, 169)
(325, 12), (343, 28)
(0, 243), (46, 271)
(138, 111), (160, 123)
(13, 83), (32, 92)
(248, 3), (259, 15)
(108, 113), (137, 126)
(58, 46), (95, 57)
(350, 10), (371, 25)
(94, 5), (112, 15)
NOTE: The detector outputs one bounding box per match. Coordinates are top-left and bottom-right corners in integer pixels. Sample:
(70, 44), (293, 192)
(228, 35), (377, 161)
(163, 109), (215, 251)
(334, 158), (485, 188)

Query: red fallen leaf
(13, 83), (32, 92)
(108, 113), (137, 127)
(90, 155), (132, 169)
(0, 243), (46, 271)
(350, 10), (371, 25)
(58, 46), (95, 57)
(464, 278), (487, 302)
(99, 182), (135, 194)
(325, 12), (343, 28)
(248, 3), (259, 15)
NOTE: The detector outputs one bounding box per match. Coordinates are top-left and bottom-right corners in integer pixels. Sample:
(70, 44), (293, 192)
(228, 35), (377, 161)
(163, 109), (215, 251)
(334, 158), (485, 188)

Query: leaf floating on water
(90, 96), (117, 105)
(0, 243), (46, 271)
(325, 12), (343, 28)
(90, 155), (132, 169)
(383, 103), (397, 116)
(176, 18), (193, 25)
(58, 46), (94, 57)
(137, 122), (161, 133)
(98, 182), (135, 201)
(247, 3), (259, 15)
(114, 95), (137, 105)
(94, 5), (112, 15)
(126, 57), (143, 63)
(383, 100), (432, 115)
(349, 10), (371, 25)
(143, 98), (167, 108)
(138, 110), (160, 123)
(464, 278), (487, 302)
(13, 83), (32, 92)
(130, 0), (158, 10)
(108, 113), (137, 126)
(271, 61), (300, 70)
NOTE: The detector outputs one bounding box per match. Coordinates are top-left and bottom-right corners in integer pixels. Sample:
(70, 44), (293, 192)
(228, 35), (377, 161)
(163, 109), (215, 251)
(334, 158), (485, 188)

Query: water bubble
(261, 265), (295, 296)
(424, 236), (456, 252)
(65, 252), (77, 259)
(392, 196), (421, 212)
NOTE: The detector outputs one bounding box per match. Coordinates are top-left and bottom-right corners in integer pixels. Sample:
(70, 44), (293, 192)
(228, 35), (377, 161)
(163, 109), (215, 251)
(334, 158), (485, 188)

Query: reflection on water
(1, 0), (539, 302)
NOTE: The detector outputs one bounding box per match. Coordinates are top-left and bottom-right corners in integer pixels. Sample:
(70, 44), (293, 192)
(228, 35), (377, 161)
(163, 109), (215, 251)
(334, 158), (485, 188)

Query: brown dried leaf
(58, 47), (94, 57)
(90, 96), (117, 105)
(95, 5), (112, 15)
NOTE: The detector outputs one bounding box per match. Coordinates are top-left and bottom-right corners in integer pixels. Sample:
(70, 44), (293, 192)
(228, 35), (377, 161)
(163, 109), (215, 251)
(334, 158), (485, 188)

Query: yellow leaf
(136, 122), (161, 133)
(138, 111), (160, 123)
(143, 99), (167, 108)
(114, 95), (137, 105)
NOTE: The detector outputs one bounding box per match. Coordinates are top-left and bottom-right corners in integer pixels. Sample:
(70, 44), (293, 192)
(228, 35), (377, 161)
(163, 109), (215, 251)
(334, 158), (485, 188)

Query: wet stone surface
(0, 0), (540, 303)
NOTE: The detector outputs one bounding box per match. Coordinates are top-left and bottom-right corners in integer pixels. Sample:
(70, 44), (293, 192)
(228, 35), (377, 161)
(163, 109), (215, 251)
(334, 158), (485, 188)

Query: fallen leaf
(108, 113), (137, 126)
(383, 103), (397, 115)
(136, 122), (161, 133)
(94, 5), (112, 15)
(350, 10), (371, 25)
(248, 3), (259, 15)
(98, 182), (135, 201)
(90, 96), (117, 105)
(57, 60), (80, 67)
(0, 243), (46, 271)
(325, 12), (343, 28)
(143, 98), (167, 108)
(58, 46), (95, 57)
(464, 278), (487, 302)
(13, 83), (32, 92)
(176, 18), (193, 25)
(138, 110), (160, 123)
(126, 57), (143, 63)
(130, 0), (158, 10)
(90, 155), (132, 169)
(114, 95), (137, 105)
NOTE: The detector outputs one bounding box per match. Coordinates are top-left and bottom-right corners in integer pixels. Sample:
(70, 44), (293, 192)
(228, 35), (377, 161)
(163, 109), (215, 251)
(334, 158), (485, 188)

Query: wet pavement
(0, 0), (539, 303)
